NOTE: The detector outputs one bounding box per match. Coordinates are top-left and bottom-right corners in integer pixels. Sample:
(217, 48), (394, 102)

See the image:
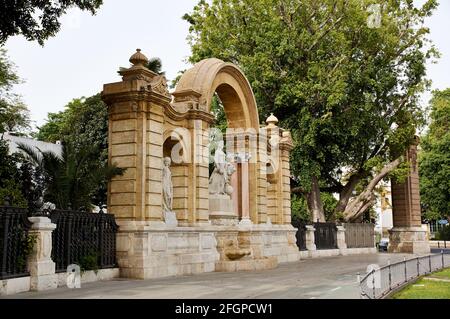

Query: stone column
(28, 217), (57, 291)
(238, 153), (252, 226)
(336, 225), (347, 254)
(389, 138), (430, 254)
(305, 225), (317, 251)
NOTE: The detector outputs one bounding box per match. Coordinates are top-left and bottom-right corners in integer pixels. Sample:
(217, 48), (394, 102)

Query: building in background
(2, 132), (62, 157)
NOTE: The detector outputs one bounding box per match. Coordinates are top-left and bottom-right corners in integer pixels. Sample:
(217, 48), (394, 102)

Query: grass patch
(392, 268), (450, 299)
(430, 268), (450, 280)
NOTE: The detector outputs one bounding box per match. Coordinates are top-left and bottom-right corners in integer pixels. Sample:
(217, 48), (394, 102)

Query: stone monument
(102, 49), (300, 279)
(209, 141), (238, 226)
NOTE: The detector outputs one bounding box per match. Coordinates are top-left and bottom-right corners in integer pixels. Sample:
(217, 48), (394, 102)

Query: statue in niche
(162, 157), (173, 213)
(209, 140), (235, 196)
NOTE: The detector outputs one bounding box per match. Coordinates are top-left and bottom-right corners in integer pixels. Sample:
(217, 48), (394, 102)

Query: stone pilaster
(389, 138), (430, 254)
(28, 217), (57, 291)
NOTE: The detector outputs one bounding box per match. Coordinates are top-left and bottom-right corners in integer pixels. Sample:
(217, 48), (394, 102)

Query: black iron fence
(359, 252), (450, 299)
(344, 223), (375, 248)
(314, 222), (337, 250)
(50, 209), (119, 273)
(291, 219), (307, 251)
(0, 205), (32, 279)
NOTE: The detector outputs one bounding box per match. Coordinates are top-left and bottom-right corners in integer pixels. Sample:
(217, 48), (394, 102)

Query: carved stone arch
(174, 59), (260, 130)
(173, 58), (263, 224)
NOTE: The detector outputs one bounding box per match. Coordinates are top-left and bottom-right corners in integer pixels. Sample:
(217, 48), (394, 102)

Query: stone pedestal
(209, 195), (238, 226)
(28, 217), (57, 291)
(337, 225), (348, 255)
(305, 226), (317, 251)
(388, 227), (430, 254)
(116, 221), (220, 279)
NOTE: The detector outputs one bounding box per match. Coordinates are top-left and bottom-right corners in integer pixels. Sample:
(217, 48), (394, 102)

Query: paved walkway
(5, 253), (435, 299)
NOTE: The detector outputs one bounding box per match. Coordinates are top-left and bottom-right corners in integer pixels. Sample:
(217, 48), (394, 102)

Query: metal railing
(314, 222), (337, 250)
(0, 204), (32, 279)
(50, 208), (119, 273)
(291, 219), (307, 251)
(359, 252), (449, 299)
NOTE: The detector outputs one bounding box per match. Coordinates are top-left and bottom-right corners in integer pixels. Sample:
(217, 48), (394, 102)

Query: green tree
(36, 94), (110, 205)
(18, 142), (124, 210)
(184, 0), (438, 221)
(0, 139), (27, 207)
(419, 89), (450, 220)
(0, 48), (30, 134)
(0, 0), (103, 45)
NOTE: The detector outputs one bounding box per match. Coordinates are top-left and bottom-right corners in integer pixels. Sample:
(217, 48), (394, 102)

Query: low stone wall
(0, 276), (30, 296)
(299, 247), (377, 259)
(56, 268), (120, 287)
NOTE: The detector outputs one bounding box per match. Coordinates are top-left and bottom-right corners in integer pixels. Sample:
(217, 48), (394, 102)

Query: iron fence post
(372, 269), (376, 299)
(429, 255), (432, 273)
(357, 272), (363, 299)
(404, 257), (407, 282)
(388, 260), (392, 291)
(417, 257), (420, 276)
(442, 250), (445, 268)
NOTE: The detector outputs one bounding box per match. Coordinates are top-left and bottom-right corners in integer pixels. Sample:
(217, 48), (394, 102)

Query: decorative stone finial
(129, 48), (149, 67)
(266, 113), (278, 128)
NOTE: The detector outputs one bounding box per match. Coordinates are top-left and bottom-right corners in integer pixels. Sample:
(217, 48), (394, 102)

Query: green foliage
(419, 89), (450, 219)
(291, 194), (310, 222)
(292, 193), (338, 222)
(0, 49), (30, 134)
(0, 0), (103, 45)
(147, 57), (165, 75)
(436, 226), (450, 241)
(0, 139), (27, 207)
(35, 94), (112, 206)
(184, 0), (438, 219)
(79, 251), (99, 273)
(18, 142), (125, 211)
(16, 234), (37, 271)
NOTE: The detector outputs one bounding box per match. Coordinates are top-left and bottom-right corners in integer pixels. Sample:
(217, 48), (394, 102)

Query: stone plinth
(209, 194), (238, 226)
(116, 221), (220, 279)
(305, 225), (317, 251)
(388, 227), (430, 254)
(28, 217), (58, 291)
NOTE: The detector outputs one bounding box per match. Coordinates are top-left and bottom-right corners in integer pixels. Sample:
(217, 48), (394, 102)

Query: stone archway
(103, 50), (300, 279)
(172, 59), (262, 225)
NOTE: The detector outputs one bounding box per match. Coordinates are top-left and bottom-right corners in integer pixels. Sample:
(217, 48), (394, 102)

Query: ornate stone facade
(102, 50), (300, 279)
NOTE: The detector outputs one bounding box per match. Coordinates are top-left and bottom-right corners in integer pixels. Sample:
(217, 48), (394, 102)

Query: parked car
(378, 238), (389, 252)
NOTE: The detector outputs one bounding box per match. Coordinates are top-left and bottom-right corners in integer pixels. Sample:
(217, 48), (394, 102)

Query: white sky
(4, 0), (450, 129)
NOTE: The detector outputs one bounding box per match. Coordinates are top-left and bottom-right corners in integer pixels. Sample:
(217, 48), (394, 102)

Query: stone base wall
(116, 221), (300, 279)
(299, 247), (377, 259)
(0, 276), (30, 296)
(388, 227), (431, 254)
(56, 268), (120, 287)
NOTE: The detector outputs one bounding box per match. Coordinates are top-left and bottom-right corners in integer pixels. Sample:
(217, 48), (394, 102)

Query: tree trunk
(307, 176), (326, 222)
(343, 158), (402, 222)
(334, 172), (364, 216)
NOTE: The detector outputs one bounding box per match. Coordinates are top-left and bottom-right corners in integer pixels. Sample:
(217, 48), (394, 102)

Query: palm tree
(147, 57), (165, 75)
(17, 142), (125, 211)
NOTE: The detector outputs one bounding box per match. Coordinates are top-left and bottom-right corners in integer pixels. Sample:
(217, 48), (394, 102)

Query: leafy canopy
(419, 89), (450, 220)
(0, 0), (103, 45)
(184, 0), (438, 219)
(0, 49), (30, 134)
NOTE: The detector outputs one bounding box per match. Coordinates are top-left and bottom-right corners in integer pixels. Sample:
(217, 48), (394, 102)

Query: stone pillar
(389, 138), (430, 254)
(305, 226), (317, 251)
(337, 225), (347, 254)
(28, 217), (57, 291)
(238, 153), (252, 226)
